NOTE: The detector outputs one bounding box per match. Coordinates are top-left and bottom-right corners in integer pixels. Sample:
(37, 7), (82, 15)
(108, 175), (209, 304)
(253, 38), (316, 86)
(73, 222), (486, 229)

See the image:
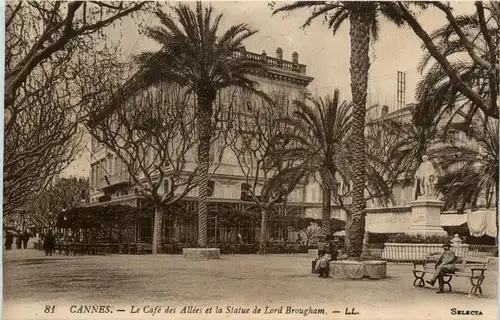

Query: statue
(414, 155), (437, 199)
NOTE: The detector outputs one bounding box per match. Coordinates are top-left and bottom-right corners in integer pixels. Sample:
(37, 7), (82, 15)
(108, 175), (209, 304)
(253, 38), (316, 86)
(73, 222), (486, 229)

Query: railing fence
(365, 243), (497, 263)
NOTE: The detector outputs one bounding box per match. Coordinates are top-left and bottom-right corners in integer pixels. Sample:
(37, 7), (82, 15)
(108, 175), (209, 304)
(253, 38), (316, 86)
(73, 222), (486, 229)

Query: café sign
(365, 212), (412, 233)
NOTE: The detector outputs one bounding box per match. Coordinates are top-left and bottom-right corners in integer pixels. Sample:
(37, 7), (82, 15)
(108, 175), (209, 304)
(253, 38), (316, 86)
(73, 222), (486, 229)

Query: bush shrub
(368, 233), (393, 244)
(386, 233), (451, 244)
(161, 242), (307, 254)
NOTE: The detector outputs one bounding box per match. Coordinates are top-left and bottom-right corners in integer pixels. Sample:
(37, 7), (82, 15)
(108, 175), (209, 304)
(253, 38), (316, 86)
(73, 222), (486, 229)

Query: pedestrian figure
(22, 230), (30, 249)
(43, 230), (55, 256)
(15, 232), (22, 249)
(315, 235), (338, 278)
(5, 232), (14, 250)
(426, 242), (456, 293)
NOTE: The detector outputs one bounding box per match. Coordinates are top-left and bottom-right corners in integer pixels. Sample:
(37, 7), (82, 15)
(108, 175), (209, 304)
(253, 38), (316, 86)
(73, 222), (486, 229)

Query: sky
(62, 1), (475, 178)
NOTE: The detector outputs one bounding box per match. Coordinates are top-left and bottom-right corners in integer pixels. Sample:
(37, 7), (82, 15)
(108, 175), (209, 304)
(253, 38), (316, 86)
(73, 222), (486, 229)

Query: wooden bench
(412, 253), (490, 297)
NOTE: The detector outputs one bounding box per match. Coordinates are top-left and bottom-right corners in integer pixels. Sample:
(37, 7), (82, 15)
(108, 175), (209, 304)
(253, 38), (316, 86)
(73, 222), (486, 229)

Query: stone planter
(330, 260), (365, 279)
(329, 260), (387, 279)
(183, 248), (220, 260)
(382, 243), (469, 262)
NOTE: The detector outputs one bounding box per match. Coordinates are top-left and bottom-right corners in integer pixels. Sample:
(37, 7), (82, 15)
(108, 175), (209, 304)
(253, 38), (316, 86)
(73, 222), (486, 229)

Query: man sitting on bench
(426, 242), (456, 293)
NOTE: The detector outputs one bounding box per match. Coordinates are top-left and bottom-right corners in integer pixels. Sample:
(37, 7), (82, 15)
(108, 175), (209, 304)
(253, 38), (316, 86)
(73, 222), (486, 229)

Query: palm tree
(375, 110), (442, 190)
(133, 2), (268, 247)
(272, 1), (411, 258)
(434, 115), (498, 214)
(398, 2), (498, 120)
(288, 90), (352, 238)
(413, 10), (498, 132)
(410, 12), (498, 234)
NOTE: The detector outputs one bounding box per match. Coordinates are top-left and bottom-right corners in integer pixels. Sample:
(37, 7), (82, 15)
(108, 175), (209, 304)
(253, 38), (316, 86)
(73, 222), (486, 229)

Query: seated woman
(315, 236), (339, 278)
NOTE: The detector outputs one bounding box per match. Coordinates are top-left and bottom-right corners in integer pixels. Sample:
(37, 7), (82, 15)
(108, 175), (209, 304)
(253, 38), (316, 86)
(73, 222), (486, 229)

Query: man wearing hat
(426, 242), (456, 293)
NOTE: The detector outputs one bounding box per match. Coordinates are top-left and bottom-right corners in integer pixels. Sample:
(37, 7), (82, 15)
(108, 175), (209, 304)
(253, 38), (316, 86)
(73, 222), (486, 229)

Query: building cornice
(249, 67), (314, 87)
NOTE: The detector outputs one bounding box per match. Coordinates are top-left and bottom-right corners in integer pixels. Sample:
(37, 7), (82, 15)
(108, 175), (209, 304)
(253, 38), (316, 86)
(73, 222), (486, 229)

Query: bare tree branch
(5, 1), (151, 107)
(228, 92), (308, 253)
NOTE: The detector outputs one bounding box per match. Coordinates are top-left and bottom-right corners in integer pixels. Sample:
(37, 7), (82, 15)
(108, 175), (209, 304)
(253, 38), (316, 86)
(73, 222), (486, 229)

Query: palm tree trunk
(347, 9), (374, 259)
(152, 201), (163, 254)
(197, 97), (214, 247)
(321, 171), (332, 236)
(495, 182), (498, 246)
(259, 208), (268, 254)
(344, 213), (352, 254)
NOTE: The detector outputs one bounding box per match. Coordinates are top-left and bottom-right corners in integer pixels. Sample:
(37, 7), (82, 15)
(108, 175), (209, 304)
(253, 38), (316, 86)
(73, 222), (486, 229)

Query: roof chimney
(276, 47), (283, 60)
(382, 105), (389, 117)
(292, 51), (299, 64)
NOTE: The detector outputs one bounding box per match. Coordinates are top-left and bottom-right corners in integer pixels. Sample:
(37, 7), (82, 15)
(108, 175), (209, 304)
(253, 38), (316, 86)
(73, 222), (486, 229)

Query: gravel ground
(3, 249), (498, 320)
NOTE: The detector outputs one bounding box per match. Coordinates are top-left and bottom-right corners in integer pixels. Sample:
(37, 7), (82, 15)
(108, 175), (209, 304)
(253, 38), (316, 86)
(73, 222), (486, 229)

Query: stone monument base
(183, 248), (220, 260)
(407, 197), (447, 236)
(406, 226), (448, 236)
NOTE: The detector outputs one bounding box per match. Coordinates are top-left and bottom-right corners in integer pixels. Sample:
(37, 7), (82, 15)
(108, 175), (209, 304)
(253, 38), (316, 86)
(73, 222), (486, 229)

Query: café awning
(440, 214), (467, 227)
(467, 209), (497, 238)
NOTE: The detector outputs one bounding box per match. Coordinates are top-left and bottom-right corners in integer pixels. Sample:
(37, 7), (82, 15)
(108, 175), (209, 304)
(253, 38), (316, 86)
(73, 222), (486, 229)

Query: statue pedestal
(407, 196), (447, 236)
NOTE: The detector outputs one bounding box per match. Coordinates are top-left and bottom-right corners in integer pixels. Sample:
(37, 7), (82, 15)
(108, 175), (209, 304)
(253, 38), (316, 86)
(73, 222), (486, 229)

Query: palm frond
(272, 1), (328, 15)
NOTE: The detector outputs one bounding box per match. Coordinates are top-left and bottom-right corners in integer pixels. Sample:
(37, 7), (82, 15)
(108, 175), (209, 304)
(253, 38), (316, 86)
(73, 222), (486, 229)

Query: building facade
(85, 48), (319, 246)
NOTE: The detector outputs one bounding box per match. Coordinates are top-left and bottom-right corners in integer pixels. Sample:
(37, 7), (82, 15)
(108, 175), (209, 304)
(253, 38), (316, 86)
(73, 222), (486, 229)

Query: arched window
(208, 180), (215, 197)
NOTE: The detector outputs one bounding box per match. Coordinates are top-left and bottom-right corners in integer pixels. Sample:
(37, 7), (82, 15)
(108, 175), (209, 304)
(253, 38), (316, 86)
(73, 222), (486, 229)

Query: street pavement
(3, 249), (498, 320)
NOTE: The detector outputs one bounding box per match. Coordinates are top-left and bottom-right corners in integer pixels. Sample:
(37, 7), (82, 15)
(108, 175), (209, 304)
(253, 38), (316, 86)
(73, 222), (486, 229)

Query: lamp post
(62, 209), (68, 241)
(19, 210), (26, 233)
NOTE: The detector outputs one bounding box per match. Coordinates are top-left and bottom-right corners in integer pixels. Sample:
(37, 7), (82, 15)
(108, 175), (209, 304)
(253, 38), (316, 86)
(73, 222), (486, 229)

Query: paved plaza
(3, 249), (498, 320)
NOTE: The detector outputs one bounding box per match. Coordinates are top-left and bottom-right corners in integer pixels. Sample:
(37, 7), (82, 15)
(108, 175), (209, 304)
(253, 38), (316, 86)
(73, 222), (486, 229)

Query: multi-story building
(85, 47), (316, 245)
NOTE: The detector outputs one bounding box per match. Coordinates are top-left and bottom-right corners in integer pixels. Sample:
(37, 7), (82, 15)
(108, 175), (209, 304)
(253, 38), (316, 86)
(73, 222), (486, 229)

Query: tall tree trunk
(152, 202), (163, 254)
(347, 8), (374, 259)
(282, 199), (288, 243)
(196, 97), (213, 247)
(320, 170), (332, 236)
(259, 208), (268, 254)
(495, 182), (498, 246)
(344, 213), (352, 254)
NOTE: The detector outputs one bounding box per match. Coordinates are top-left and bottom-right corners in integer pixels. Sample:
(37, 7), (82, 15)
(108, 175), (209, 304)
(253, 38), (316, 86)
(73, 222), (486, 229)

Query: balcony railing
(232, 50), (307, 74)
(95, 171), (131, 190)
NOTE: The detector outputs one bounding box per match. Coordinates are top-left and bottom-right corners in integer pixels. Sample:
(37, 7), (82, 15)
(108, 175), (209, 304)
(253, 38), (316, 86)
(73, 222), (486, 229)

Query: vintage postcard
(3, 1), (498, 320)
